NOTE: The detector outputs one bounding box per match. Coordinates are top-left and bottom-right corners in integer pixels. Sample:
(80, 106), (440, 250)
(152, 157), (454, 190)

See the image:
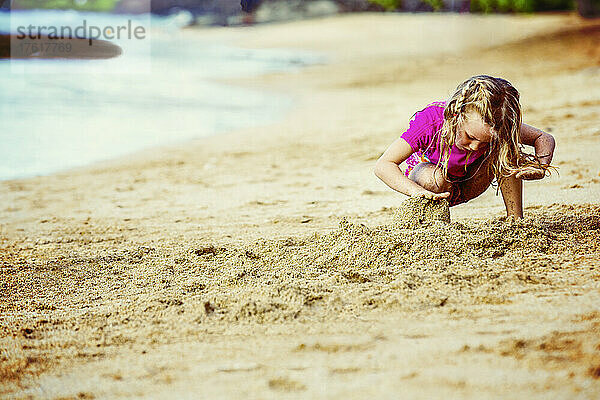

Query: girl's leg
(408, 156), (494, 206)
(454, 154), (495, 205)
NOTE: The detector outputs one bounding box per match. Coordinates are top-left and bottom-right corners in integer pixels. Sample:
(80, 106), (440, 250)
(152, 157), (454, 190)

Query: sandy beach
(2, 12), (600, 398)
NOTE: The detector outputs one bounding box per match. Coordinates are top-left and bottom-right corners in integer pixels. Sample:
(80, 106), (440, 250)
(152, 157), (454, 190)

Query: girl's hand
(515, 166), (546, 180)
(414, 190), (450, 201)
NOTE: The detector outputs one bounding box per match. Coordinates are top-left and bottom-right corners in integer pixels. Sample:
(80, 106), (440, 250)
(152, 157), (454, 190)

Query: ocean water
(0, 10), (324, 180)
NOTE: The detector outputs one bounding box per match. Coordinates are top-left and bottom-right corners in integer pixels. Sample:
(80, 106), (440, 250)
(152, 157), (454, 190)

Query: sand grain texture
(394, 196), (451, 227)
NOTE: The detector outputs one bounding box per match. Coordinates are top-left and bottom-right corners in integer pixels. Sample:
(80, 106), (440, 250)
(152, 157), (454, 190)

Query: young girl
(374, 75), (556, 219)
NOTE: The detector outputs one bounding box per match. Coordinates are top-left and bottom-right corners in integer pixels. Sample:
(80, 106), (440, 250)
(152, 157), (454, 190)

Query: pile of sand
(188, 202), (598, 324)
(393, 196), (451, 228)
(2, 202), (597, 347)
(6, 202), (597, 336)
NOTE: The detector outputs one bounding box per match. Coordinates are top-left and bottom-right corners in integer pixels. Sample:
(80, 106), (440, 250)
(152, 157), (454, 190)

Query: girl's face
(455, 111), (493, 152)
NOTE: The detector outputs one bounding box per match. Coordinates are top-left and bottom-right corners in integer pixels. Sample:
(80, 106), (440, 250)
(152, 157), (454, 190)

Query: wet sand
(1, 12), (600, 399)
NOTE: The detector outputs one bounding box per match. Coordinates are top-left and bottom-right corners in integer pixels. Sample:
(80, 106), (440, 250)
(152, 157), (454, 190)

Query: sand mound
(31, 203), (594, 328)
(4, 204), (599, 330)
(188, 203), (598, 324)
(394, 196), (451, 227)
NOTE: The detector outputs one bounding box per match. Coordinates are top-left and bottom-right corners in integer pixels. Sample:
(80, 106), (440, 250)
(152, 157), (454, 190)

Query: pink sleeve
(400, 107), (437, 153)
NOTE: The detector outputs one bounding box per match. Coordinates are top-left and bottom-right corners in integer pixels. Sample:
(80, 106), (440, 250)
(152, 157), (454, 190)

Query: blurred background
(0, 0), (597, 181)
(4, 0), (599, 24)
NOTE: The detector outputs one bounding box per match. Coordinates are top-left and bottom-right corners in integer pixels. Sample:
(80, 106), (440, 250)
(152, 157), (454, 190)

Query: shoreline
(0, 11), (324, 183)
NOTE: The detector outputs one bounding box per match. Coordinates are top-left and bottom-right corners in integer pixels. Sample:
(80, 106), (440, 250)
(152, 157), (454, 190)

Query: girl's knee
(452, 158), (494, 204)
(409, 162), (452, 194)
(457, 177), (493, 204)
(432, 168), (452, 193)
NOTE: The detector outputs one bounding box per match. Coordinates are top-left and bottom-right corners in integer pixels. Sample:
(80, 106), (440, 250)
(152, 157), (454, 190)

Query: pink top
(401, 102), (487, 178)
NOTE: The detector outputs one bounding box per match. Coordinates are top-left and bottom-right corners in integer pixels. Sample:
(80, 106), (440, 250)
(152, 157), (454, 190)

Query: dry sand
(2, 12), (600, 399)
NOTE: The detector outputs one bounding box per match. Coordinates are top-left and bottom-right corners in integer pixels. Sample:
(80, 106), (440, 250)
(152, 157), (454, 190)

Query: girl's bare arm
(516, 123), (556, 179)
(500, 123), (555, 218)
(519, 123), (555, 164)
(374, 138), (449, 200)
(499, 175), (524, 218)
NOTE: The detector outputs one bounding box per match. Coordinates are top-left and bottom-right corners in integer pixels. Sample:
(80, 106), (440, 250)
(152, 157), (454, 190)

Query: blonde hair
(437, 75), (554, 184)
